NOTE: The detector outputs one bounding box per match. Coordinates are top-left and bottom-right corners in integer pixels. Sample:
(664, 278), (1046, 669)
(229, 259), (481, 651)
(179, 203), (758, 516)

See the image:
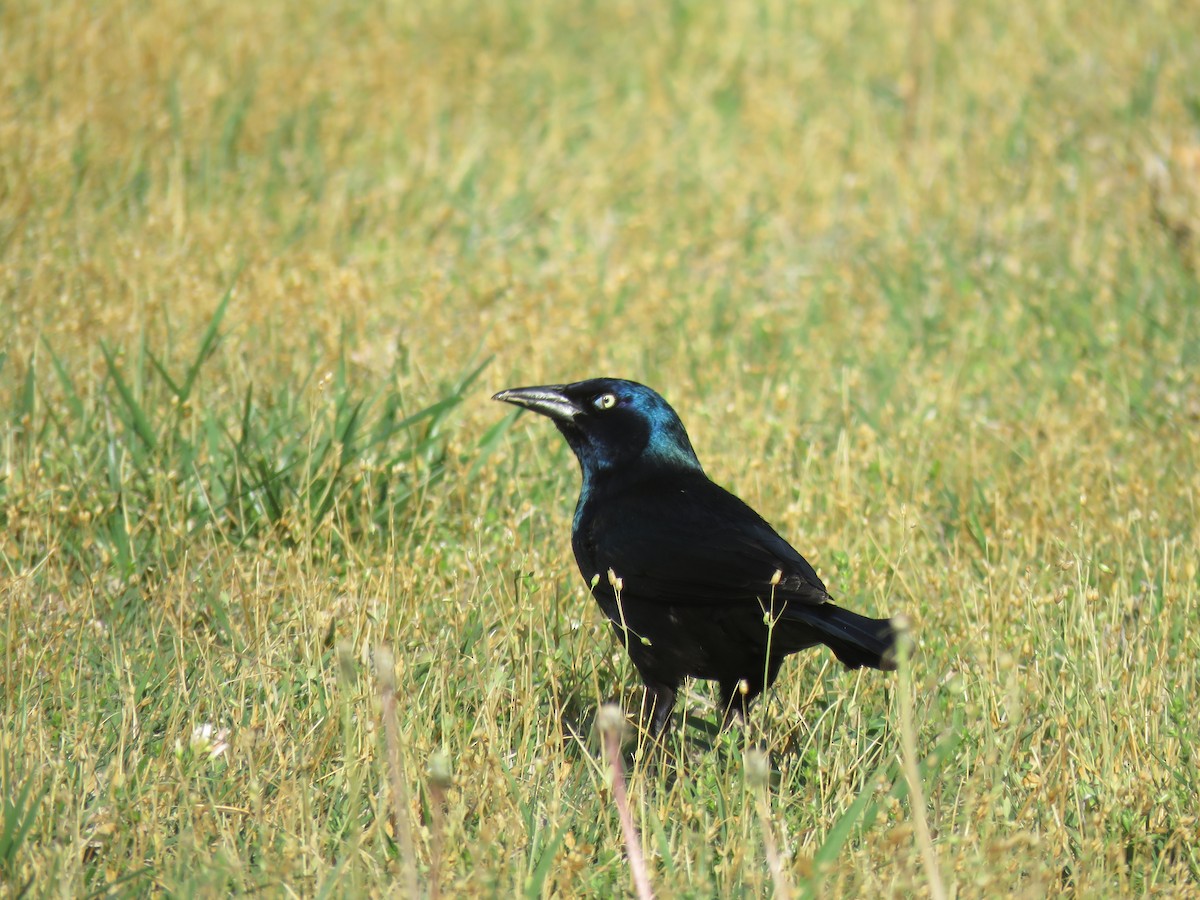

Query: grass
(3, 0), (1200, 895)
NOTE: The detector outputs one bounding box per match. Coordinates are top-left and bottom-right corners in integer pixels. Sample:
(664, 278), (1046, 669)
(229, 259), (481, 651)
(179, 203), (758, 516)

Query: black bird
(493, 378), (896, 737)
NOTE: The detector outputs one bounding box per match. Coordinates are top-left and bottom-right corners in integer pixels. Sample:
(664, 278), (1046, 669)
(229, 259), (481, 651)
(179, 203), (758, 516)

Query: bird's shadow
(551, 683), (886, 797)
(552, 689), (813, 789)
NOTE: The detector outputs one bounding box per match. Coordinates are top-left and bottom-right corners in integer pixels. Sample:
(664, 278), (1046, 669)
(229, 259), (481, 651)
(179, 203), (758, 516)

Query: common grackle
(494, 378), (896, 737)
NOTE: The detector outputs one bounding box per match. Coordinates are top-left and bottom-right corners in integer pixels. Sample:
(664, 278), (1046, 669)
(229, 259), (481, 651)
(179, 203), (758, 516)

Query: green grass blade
(146, 347), (185, 400)
(100, 342), (156, 451)
(181, 274), (238, 401)
(41, 341), (85, 421)
(523, 824), (567, 900)
(0, 758), (47, 872)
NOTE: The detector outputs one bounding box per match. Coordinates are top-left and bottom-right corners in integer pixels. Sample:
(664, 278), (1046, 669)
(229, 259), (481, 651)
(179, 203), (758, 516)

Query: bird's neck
(574, 457), (703, 538)
(579, 455), (702, 501)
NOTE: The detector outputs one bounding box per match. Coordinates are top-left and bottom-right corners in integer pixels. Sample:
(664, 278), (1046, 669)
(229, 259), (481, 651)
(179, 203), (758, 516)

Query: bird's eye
(594, 393), (618, 411)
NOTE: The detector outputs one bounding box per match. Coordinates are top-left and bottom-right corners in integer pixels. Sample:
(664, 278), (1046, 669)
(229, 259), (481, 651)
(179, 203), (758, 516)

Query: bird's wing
(585, 475), (831, 608)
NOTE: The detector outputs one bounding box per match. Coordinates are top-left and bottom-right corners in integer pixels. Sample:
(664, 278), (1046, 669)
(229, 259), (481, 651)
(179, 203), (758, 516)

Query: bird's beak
(492, 384), (581, 422)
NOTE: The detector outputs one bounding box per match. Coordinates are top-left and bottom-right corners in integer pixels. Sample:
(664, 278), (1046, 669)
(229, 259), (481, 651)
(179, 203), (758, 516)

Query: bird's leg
(718, 678), (755, 730)
(639, 681), (677, 739)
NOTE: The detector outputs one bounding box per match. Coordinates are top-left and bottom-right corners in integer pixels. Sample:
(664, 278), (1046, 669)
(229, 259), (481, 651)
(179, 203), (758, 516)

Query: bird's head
(493, 378), (703, 480)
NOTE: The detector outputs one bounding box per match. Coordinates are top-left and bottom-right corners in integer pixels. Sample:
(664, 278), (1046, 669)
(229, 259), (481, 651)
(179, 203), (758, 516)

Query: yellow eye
(594, 393), (617, 410)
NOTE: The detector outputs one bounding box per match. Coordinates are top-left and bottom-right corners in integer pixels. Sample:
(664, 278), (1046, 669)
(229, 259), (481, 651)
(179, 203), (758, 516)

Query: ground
(2, 0), (1199, 895)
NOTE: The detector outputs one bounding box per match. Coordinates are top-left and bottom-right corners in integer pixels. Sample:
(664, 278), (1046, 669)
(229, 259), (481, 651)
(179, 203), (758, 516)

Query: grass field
(3, 0), (1200, 895)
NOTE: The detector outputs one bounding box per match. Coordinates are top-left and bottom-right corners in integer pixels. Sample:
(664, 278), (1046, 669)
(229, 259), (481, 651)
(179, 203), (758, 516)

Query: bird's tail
(782, 604), (898, 671)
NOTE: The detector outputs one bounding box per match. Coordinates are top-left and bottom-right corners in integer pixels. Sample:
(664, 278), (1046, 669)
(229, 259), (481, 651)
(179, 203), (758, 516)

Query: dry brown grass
(2, 0), (1199, 895)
